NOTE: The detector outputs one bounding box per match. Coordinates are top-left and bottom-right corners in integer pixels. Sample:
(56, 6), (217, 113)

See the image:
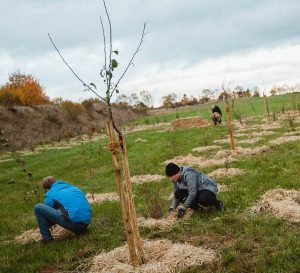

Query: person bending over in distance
(34, 176), (91, 244)
(166, 162), (224, 218)
(211, 105), (222, 125)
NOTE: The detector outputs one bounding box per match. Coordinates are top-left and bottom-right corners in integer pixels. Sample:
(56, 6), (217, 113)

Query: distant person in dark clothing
(211, 105), (222, 125)
(34, 176), (91, 243)
(165, 163), (224, 218)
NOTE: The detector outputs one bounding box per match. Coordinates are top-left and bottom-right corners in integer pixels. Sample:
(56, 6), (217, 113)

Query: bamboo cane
(106, 121), (140, 267)
(119, 134), (145, 264)
(225, 92), (235, 150)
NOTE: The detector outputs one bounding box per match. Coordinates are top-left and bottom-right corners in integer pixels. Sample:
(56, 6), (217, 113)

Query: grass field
(0, 94), (299, 273)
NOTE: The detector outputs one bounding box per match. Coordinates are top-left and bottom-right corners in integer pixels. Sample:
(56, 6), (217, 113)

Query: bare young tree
(48, 0), (146, 266)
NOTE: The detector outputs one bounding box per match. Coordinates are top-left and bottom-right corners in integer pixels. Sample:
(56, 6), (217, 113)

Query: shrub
(60, 101), (84, 121)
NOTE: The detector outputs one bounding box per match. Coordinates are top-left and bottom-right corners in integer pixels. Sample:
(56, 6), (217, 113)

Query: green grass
(0, 94), (300, 273)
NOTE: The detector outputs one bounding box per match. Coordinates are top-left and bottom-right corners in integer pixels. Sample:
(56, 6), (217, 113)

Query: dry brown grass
(89, 239), (217, 273)
(250, 189), (300, 223)
(192, 145), (221, 152)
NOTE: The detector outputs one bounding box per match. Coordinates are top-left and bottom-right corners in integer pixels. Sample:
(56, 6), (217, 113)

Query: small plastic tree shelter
(222, 86), (235, 150)
(48, 0), (146, 266)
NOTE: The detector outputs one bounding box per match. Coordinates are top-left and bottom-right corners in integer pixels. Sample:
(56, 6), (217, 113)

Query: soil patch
(171, 117), (209, 130)
(89, 239), (217, 273)
(15, 225), (73, 244)
(250, 189), (300, 223)
(86, 192), (119, 204)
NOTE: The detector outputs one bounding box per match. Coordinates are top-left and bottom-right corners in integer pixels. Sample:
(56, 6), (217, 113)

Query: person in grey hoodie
(166, 162), (224, 218)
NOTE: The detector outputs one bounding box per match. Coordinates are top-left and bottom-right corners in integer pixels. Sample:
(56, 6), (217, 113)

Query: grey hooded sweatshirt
(171, 166), (219, 209)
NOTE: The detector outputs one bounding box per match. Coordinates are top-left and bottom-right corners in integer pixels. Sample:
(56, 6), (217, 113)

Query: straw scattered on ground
(137, 210), (192, 230)
(15, 225), (73, 244)
(192, 145), (221, 152)
(130, 175), (165, 185)
(86, 192), (119, 204)
(89, 239), (217, 273)
(217, 184), (231, 192)
(250, 189), (300, 223)
(125, 122), (172, 133)
(268, 135), (300, 146)
(134, 138), (148, 143)
(235, 137), (264, 144)
(208, 168), (245, 180)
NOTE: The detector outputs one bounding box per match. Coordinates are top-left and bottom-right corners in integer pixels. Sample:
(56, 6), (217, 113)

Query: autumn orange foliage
(0, 71), (51, 106)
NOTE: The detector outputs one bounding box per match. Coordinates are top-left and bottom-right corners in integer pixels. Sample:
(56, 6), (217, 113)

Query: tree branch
(48, 33), (106, 101)
(110, 23), (146, 99)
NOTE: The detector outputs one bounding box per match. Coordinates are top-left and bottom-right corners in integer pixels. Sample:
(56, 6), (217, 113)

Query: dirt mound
(137, 210), (192, 230)
(171, 117), (209, 130)
(250, 189), (300, 223)
(130, 175), (165, 185)
(86, 192), (119, 204)
(208, 168), (244, 179)
(89, 239), (217, 273)
(15, 225), (73, 244)
(192, 145), (221, 152)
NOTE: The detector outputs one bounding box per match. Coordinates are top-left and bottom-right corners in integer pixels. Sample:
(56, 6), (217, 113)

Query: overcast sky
(1, 0), (300, 106)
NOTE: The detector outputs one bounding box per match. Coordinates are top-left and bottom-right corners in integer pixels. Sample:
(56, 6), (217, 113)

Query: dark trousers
(175, 189), (221, 209)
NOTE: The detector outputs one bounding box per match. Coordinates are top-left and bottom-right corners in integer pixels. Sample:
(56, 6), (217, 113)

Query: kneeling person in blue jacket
(34, 176), (91, 243)
(166, 162), (224, 218)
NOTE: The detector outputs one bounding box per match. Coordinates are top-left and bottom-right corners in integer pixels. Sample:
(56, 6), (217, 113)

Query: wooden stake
(119, 134), (145, 264)
(263, 94), (270, 123)
(106, 121), (145, 266)
(225, 92), (235, 150)
(106, 121), (141, 267)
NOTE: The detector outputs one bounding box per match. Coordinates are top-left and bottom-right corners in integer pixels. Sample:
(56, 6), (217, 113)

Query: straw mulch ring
(268, 135), (300, 146)
(235, 137), (264, 144)
(89, 239), (217, 273)
(137, 210), (192, 230)
(86, 192), (119, 204)
(192, 145), (221, 152)
(208, 168), (244, 180)
(250, 189), (300, 223)
(130, 175), (165, 185)
(15, 225), (73, 244)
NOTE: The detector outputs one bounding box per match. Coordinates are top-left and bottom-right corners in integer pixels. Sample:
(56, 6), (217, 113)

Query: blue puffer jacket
(44, 180), (91, 224)
(171, 166), (219, 209)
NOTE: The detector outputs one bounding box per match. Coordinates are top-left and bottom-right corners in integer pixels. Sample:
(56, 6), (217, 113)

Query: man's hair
(165, 162), (180, 177)
(42, 176), (57, 190)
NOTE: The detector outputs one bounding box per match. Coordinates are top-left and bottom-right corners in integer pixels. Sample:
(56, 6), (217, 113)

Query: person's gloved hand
(168, 207), (175, 213)
(177, 207), (186, 219)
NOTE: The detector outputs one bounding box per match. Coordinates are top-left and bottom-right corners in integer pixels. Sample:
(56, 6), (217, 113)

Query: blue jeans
(34, 204), (87, 241)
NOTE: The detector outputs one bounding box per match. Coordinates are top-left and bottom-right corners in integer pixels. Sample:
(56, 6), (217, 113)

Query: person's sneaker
(217, 202), (225, 212)
(41, 238), (53, 244)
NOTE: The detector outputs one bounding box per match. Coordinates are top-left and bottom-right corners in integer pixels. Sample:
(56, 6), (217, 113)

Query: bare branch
(110, 23), (146, 99)
(99, 16), (107, 71)
(102, 0), (113, 96)
(48, 33), (106, 101)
